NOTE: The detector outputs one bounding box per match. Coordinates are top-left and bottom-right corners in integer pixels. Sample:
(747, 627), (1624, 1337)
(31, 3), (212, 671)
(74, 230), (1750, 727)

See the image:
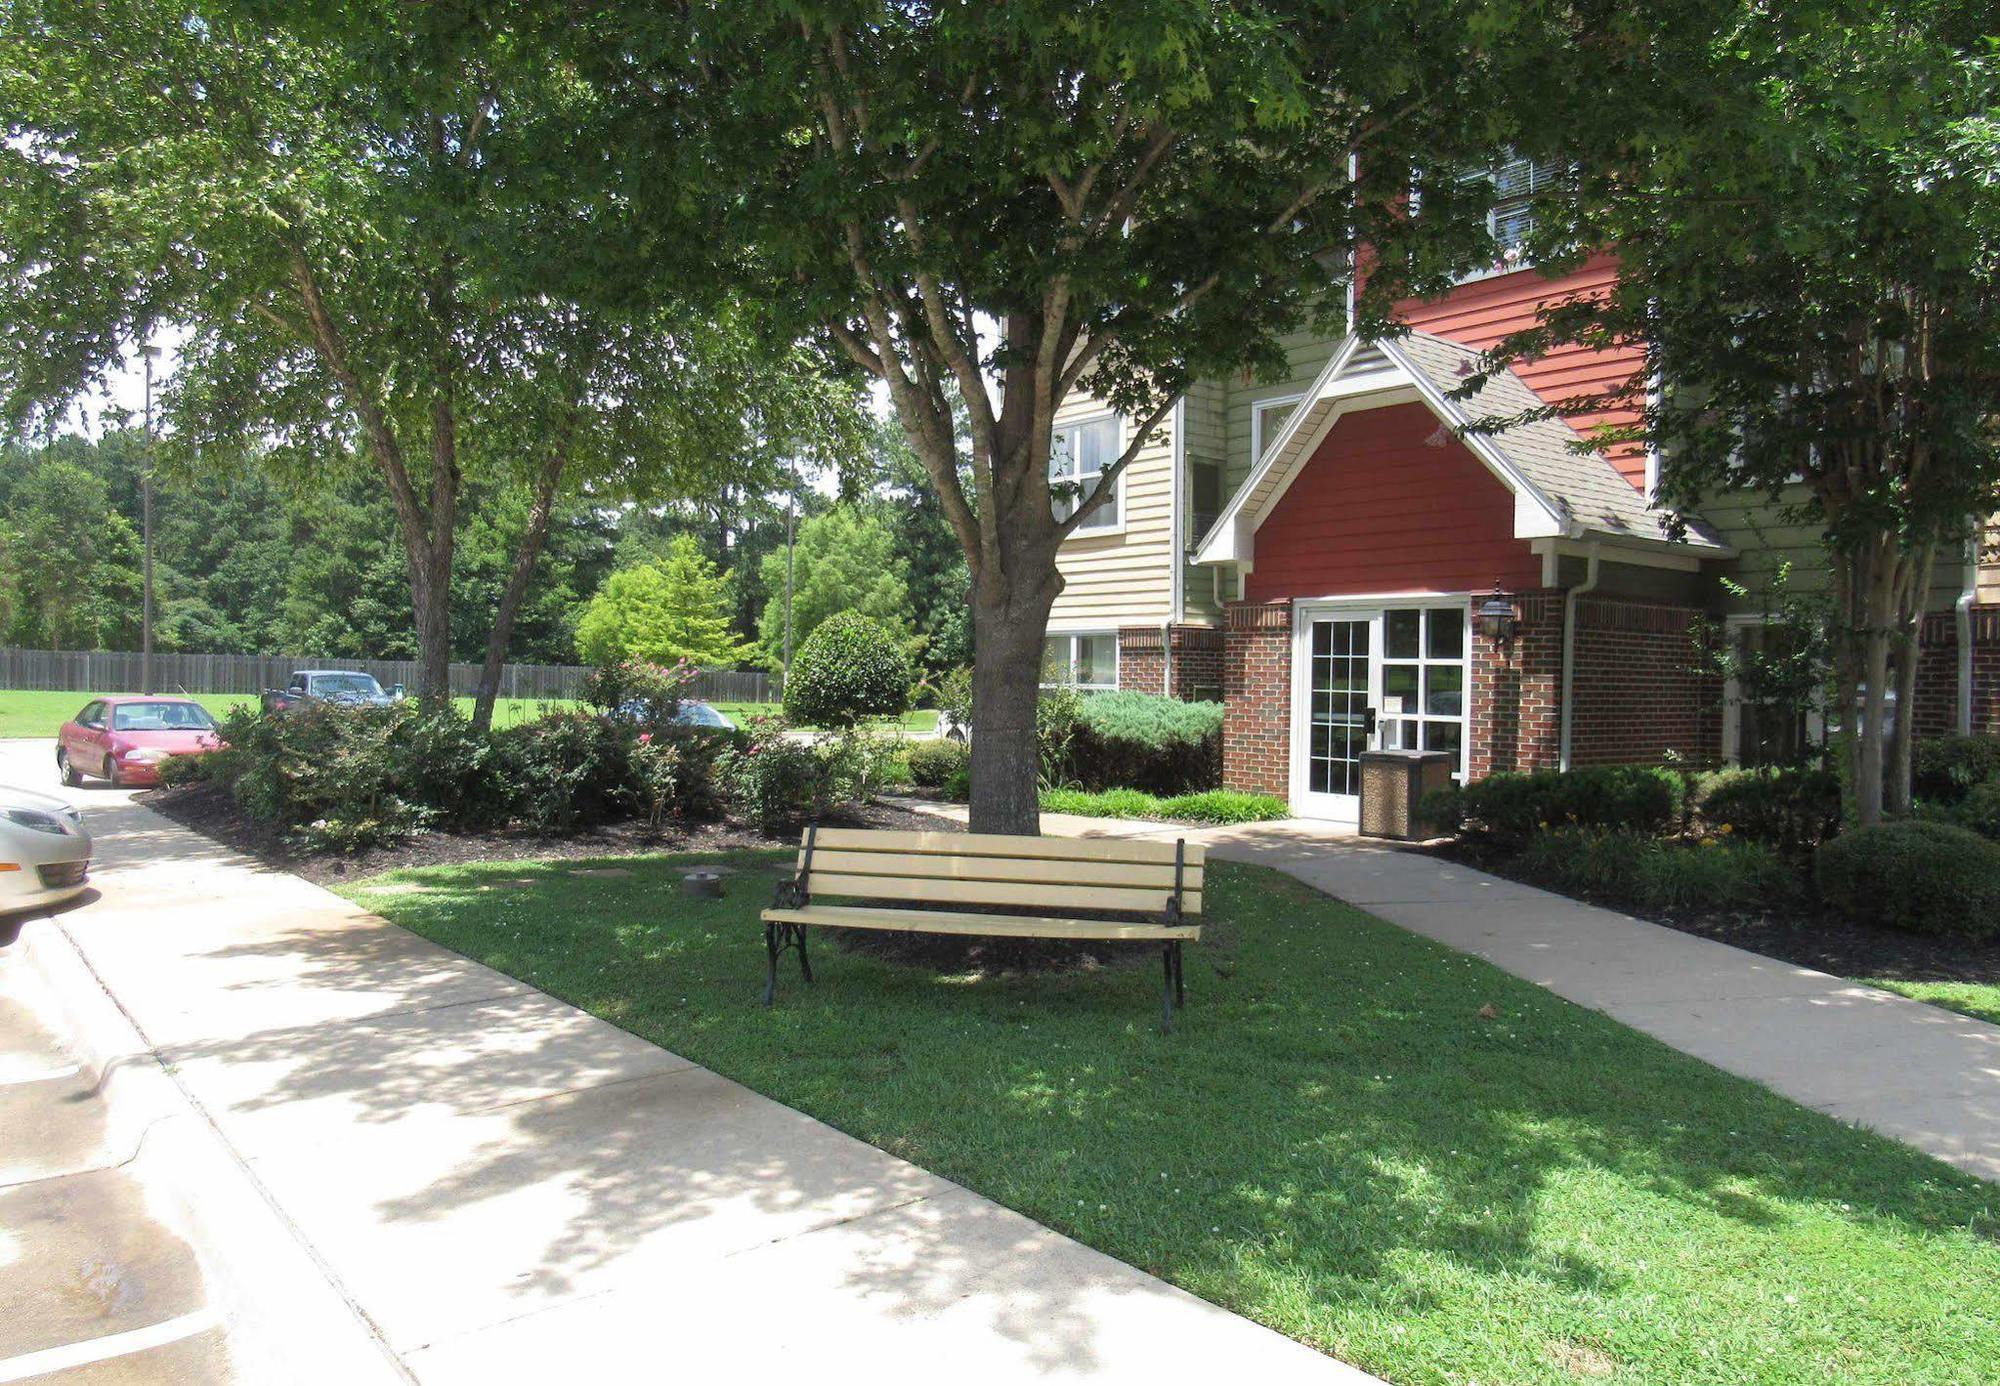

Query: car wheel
(57, 747), (82, 788)
(103, 755), (122, 788)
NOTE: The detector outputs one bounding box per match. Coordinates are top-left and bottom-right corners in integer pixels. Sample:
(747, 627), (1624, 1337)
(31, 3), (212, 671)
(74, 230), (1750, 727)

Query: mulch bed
(1427, 838), (2000, 988)
(137, 780), (947, 888)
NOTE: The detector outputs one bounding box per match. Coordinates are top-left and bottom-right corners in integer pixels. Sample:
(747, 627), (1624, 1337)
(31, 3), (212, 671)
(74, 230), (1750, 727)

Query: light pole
(140, 341), (160, 696)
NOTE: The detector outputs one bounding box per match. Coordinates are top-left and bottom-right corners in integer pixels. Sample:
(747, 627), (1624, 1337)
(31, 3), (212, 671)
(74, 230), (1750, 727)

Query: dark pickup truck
(261, 669), (405, 713)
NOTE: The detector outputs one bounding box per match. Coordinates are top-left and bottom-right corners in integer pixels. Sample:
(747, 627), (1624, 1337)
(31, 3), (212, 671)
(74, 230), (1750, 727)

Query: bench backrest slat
(797, 828), (1204, 917)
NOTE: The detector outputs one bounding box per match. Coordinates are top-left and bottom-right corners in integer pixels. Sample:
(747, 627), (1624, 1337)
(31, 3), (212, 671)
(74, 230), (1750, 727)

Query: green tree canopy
(1472, 0), (2000, 823)
(583, 0), (1626, 830)
(575, 536), (750, 670)
(1, 459), (141, 650)
(756, 505), (912, 671)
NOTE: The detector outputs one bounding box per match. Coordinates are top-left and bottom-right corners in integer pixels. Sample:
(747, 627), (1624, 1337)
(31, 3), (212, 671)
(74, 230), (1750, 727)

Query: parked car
(261, 669), (403, 713)
(57, 697), (226, 787)
(611, 698), (735, 730)
(0, 785), (90, 919)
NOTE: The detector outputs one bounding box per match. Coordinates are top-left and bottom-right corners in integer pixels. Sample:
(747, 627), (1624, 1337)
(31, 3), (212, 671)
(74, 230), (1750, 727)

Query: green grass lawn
(342, 852), (2000, 1386)
(1864, 978), (2000, 1026)
(710, 701), (940, 734)
(0, 688), (567, 739)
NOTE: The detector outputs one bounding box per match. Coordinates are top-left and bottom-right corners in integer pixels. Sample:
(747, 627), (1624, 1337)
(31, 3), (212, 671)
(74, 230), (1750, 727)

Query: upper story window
(1050, 414), (1121, 533)
(1483, 155), (1561, 257)
(1251, 394), (1302, 467)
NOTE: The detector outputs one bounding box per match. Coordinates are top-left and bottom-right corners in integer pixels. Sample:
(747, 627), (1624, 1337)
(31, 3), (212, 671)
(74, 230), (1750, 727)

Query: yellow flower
(1718, 822), (1734, 834)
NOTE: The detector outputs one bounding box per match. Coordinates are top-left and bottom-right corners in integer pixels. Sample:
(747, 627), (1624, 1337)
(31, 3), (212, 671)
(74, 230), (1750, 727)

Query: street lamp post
(140, 342), (160, 696)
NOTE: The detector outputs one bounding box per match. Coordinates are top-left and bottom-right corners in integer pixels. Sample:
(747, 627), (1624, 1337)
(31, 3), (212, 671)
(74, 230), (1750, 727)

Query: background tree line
(0, 423), (970, 681)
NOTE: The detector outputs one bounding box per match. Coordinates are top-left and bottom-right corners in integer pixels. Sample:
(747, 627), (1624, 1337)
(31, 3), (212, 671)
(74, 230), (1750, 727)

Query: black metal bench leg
(762, 922), (779, 1007)
(1172, 941), (1185, 1006)
(1161, 944), (1176, 1034)
(795, 925), (813, 984)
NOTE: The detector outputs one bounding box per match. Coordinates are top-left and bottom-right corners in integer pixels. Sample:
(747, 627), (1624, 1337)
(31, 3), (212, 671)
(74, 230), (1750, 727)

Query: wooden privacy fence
(0, 648), (776, 705)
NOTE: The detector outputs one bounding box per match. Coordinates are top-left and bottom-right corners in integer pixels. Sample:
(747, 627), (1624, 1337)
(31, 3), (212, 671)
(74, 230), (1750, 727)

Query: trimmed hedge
(1060, 691), (1223, 795)
(906, 738), (969, 789)
(1040, 786), (1290, 825)
(1695, 765), (1843, 854)
(1517, 828), (1797, 915)
(1816, 819), (2000, 940)
(1420, 765), (1678, 843)
(782, 612), (912, 728)
(1913, 735), (2000, 805)
(1954, 776), (2000, 840)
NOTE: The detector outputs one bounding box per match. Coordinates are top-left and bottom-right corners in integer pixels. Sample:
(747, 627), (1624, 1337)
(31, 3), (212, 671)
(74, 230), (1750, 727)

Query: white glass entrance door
(1297, 616), (1374, 821)
(1292, 601), (1471, 822)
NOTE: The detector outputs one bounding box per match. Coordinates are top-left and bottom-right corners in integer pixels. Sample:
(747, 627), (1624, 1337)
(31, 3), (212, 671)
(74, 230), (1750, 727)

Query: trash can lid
(1358, 749), (1454, 764)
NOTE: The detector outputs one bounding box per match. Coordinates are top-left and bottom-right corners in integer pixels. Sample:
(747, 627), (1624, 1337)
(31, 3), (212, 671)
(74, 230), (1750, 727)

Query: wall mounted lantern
(1477, 585), (1519, 646)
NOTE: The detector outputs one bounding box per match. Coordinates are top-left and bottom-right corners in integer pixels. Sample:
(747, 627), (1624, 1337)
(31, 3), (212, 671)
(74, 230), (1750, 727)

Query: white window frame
(1050, 413), (1124, 538)
(1250, 393), (1305, 469)
(1041, 630), (1119, 691)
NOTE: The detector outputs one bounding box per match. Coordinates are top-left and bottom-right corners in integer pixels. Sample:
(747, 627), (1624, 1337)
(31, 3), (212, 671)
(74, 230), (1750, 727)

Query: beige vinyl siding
(1049, 388), (1177, 629)
(1702, 484), (1969, 614)
(1222, 329), (1345, 496)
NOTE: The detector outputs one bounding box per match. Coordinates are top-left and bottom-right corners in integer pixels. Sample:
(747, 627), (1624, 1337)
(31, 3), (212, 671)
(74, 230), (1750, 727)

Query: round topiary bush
(1815, 819), (2000, 940)
(782, 612), (912, 729)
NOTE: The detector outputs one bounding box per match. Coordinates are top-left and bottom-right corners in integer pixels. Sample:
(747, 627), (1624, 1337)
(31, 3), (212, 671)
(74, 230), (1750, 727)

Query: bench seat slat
(764, 904), (1201, 942)
(798, 848), (1203, 892)
(801, 871), (1201, 915)
(805, 827), (1203, 868)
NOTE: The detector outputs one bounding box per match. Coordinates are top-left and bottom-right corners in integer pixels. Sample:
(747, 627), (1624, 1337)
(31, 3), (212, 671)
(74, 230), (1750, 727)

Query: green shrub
(1912, 735), (2000, 805)
(720, 717), (833, 834)
(936, 665), (973, 734)
(1061, 691), (1224, 795)
(155, 751), (210, 788)
(821, 726), (902, 805)
(1039, 786), (1290, 824)
(1953, 776), (2000, 840)
(906, 738), (969, 789)
(1696, 765), (1842, 854)
(782, 612), (912, 728)
(1519, 828), (1797, 914)
(495, 710), (637, 833)
(1426, 765), (1678, 843)
(1817, 820), (2000, 939)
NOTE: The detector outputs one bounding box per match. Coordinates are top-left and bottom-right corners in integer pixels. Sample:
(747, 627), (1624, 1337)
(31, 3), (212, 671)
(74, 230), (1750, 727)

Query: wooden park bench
(761, 827), (1205, 1032)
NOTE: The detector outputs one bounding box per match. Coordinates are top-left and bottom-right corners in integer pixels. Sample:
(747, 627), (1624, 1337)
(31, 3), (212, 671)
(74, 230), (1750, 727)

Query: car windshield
(314, 673), (384, 696)
(112, 701), (217, 732)
(676, 703), (728, 727)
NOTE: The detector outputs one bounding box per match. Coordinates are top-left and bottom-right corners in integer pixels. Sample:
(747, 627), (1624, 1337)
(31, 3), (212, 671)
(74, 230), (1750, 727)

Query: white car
(0, 785), (91, 915)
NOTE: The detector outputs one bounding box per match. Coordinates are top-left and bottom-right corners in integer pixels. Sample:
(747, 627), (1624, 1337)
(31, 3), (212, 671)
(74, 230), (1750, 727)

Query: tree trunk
(967, 572), (1060, 835)
(405, 535), (455, 711)
(1884, 544), (1935, 818)
(471, 452), (568, 733)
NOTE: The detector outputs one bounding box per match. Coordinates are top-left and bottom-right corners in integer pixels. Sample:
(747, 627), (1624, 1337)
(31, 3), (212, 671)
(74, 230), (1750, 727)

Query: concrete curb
(9, 917), (409, 1385)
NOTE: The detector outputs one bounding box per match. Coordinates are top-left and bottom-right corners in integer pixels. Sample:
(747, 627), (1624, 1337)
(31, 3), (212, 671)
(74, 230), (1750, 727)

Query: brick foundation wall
(1915, 606), (2000, 736)
(1116, 625), (1227, 700)
(1222, 602), (1292, 796)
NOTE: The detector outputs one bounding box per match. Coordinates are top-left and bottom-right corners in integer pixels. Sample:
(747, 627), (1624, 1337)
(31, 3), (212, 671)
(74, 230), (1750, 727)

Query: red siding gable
(1244, 402), (1541, 603)
(1394, 253), (1649, 492)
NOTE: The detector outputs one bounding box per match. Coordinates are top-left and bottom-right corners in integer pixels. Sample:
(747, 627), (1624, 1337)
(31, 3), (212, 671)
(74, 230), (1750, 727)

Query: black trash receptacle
(1358, 750), (1454, 840)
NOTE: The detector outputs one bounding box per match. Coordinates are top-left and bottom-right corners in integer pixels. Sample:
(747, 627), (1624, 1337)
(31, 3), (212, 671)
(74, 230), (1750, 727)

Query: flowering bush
(720, 717), (833, 833)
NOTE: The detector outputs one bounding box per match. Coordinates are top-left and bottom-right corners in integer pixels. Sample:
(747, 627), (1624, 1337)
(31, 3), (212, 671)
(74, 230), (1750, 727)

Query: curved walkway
(900, 799), (2000, 1184)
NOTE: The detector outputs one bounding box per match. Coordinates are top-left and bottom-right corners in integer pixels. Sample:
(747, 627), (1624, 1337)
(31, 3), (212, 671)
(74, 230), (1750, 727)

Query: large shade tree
(587, 0), (1643, 831)
(1471, 0), (2000, 824)
(0, 0), (858, 725)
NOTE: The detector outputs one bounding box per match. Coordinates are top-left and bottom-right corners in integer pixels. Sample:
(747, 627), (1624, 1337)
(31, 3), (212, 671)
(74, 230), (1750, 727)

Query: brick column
(1222, 601), (1292, 796)
(1169, 625), (1225, 700)
(1469, 590), (1562, 779)
(1916, 606), (2000, 736)
(1116, 626), (1167, 695)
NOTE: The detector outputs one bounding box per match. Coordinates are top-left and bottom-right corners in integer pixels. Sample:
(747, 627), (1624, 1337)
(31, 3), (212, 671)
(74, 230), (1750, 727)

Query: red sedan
(57, 696), (225, 787)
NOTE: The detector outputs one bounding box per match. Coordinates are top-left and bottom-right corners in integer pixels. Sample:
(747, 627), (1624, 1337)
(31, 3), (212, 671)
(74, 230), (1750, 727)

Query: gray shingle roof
(1388, 331), (1727, 551)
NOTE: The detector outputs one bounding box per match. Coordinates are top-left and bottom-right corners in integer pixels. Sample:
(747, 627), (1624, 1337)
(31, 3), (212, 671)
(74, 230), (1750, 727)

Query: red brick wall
(1470, 591), (1563, 778)
(1568, 597), (1721, 765)
(1916, 606), (2000, 736)
(1222, 601), (1292, 796)
(1117, 625), (1227, 700)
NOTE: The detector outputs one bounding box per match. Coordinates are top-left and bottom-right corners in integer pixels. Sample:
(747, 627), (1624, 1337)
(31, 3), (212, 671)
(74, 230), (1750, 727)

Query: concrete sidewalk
(900, 800), (2000, 1184)
(2, 746), (1373, 1384)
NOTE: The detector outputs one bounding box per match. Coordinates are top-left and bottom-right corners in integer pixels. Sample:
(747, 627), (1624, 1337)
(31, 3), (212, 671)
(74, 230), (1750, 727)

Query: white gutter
(1169, 396), (1186, 624)
(1957, 536), (1979, 736)
(1558, 539), (1602, 771)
